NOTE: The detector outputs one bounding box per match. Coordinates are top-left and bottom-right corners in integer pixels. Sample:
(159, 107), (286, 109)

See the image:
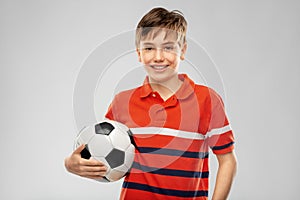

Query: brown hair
(135, 7), (187, 48)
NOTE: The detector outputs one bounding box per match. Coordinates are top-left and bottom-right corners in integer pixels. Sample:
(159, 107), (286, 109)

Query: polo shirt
(105, 74), (234, 200)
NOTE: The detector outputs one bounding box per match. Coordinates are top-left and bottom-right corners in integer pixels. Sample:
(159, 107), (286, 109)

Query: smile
(150, 65), (169, 70)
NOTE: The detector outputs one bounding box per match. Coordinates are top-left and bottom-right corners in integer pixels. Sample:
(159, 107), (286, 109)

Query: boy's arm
(212, 151), (237, 200)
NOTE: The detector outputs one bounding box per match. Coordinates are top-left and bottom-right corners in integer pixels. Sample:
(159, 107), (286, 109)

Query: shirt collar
(140, 74), (195, 100)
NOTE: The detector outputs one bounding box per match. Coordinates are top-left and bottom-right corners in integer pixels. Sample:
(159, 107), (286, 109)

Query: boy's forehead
(140, 28), (179, 44)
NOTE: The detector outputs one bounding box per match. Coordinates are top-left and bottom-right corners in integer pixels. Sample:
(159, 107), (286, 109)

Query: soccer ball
(74, 119), (135, 182)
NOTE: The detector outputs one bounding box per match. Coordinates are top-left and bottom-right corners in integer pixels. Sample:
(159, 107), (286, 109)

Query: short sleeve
(105, 103), (114, 120)
(104, 94), (119, 121)
(206, 89), (235, 154)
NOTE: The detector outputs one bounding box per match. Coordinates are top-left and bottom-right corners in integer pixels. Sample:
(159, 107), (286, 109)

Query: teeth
(151, 65), (167, 69)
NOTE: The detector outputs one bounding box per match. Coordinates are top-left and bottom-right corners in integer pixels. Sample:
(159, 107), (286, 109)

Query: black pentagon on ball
(105, 148), (125, 168)
(80, 144), (91, 159)
(95, 122), (115, 135)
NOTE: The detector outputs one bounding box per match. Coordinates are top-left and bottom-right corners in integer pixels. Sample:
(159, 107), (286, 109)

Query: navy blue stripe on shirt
(211, 141), (235, 151)
(137, 147), (209, 159)
(123, 181), (208, 197)
(132, 162), (209, 178)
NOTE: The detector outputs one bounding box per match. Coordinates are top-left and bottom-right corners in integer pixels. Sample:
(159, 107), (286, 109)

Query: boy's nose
(154, 49), (164, 62)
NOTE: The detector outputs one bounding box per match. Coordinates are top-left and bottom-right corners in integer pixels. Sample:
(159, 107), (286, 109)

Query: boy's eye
(163, 46), (175, 51)
(143, 47), (154, 51)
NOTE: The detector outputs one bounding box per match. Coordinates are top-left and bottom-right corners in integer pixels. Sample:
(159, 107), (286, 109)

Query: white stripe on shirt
(130, 125), (232, 140)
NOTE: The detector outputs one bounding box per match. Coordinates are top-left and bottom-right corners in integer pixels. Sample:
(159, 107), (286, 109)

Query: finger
(82, 171), (107, 179)
(73, 144), (86, 154)
(68, 164), (106, 176)
(81, 165), (107, 173)
(79, 167), (107, 178)
(80, 158), (106, 167)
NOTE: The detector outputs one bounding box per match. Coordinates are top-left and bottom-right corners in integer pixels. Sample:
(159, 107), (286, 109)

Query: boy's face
(136, 29), (187, 84)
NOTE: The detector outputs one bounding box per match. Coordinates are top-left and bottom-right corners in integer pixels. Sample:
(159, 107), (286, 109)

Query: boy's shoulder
(194, 83), (220, 96)
(188, 76), (222, 101)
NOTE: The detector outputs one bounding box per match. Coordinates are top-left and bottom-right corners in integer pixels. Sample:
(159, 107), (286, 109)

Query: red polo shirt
(105, 74), (234, 200)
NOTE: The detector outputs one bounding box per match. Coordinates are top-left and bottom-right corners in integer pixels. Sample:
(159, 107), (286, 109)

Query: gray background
(1, 0), (299, 199)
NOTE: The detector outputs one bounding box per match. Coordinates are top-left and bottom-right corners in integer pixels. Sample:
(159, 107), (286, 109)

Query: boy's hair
(135, 7), (187, 48)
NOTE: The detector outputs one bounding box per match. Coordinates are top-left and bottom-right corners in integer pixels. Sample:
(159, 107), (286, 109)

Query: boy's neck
(148, 74), (183, 101)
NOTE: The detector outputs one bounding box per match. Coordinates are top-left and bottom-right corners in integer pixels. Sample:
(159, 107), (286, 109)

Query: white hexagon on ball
(109, 129), (131, 151)
(89, 135), (113, 157)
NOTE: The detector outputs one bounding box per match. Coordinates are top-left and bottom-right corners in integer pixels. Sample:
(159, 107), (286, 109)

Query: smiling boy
(65, 7), (237, 200)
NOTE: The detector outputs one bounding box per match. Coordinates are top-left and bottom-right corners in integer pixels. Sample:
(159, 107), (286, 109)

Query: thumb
(73, 144), (86, 154)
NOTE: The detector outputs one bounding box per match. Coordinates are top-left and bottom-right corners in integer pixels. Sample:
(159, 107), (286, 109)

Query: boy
(65, 7), (237, 200)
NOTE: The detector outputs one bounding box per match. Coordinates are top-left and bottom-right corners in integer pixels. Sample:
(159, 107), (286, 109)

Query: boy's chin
(147, 72), (178, 84)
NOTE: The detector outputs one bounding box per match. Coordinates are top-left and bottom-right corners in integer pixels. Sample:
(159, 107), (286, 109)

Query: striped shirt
(105, 74), (234, 200)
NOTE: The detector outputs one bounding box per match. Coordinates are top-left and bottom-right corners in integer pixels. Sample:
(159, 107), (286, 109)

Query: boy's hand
(64, 144), (107, 180)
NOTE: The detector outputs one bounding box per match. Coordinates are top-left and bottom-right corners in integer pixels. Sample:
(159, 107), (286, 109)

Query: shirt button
(152, 93), (156, 97)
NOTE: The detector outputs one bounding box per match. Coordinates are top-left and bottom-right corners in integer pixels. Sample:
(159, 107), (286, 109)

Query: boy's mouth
(150, 65), (169, 70)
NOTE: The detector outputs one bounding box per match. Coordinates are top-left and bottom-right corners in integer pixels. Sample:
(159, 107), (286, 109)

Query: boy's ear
(180, 43), (187, 60)
(136, 48), (142, 62)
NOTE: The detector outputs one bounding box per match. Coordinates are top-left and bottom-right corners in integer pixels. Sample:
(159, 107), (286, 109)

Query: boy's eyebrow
(140, 42), (155, 46)
(162, 41), (177, 45)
